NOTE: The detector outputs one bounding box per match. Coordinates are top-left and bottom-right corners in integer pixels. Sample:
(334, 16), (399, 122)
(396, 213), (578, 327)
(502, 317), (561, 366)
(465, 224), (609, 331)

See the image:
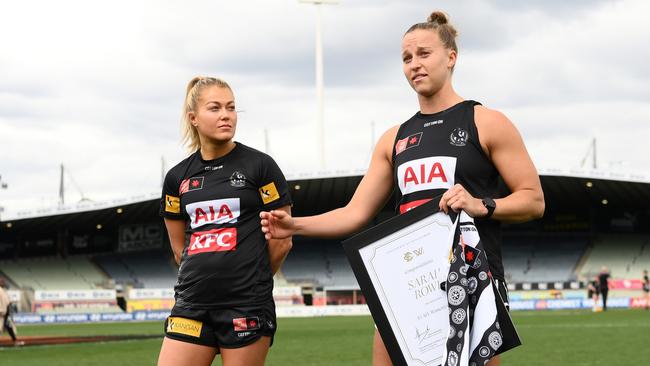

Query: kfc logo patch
(188, 228), (237, 255)
(395, 132), (423, 155)
(397, 156), (456, 195)
(186, 198), (240, 229)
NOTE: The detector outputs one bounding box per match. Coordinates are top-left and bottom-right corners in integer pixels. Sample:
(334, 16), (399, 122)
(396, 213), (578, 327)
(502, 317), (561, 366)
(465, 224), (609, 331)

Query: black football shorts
(164, 301), (276, 352)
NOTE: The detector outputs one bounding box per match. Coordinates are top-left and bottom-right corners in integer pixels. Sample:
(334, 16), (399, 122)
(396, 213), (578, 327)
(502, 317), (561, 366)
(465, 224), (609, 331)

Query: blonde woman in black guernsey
(158, 76), (293, 366)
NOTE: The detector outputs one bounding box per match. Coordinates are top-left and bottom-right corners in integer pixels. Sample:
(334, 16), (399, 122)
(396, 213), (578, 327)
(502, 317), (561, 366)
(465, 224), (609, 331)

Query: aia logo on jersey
(395, 132), (423, 155)
(186, 198), (240, 229)
(397, 156), (456, 195)
(180, 177), (204, 195)
(188, 228), (237, 255)
(233, 316), (260, 331)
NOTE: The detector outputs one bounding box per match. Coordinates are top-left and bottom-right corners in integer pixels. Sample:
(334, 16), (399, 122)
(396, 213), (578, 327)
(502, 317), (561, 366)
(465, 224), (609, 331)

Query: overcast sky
(1, 0), (649, 216)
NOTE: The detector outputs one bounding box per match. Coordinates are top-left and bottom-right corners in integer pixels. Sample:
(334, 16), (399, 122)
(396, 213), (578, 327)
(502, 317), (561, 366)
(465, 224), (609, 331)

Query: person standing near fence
(642, 269), (649, 310)
(0, 278), (23, 346)
(598, 266), (611, 311)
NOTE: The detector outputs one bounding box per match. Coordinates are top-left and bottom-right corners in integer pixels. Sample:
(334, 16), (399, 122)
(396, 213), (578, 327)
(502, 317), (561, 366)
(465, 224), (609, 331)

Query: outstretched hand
(260, 210), (295, 240)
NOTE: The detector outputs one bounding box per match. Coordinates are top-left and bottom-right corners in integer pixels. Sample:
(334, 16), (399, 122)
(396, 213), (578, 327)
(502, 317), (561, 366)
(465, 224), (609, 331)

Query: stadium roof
(1, 167), (649, 223)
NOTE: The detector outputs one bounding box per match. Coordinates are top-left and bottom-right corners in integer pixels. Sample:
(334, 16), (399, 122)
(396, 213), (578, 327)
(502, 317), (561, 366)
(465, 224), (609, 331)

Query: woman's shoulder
(473, 103), (521, 143)
(473, 104), (510, 125)
(236, 142), (275, 162)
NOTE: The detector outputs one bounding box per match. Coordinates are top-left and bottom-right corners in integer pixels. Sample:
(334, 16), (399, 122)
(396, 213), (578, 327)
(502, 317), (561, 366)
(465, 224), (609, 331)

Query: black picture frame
(342, 198), (452, 366)
(342, 197), (520, 365)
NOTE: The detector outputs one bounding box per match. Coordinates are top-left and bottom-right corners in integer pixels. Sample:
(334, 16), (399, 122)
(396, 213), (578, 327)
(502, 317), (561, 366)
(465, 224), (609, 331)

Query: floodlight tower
(299, 0), (338, 169)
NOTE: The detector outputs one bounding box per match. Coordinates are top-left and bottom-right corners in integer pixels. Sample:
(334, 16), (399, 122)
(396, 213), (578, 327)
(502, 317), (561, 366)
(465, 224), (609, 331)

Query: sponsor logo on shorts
(165, 195), (180, 214)
(259, 182), (280, 205)
(188, 228), (237, 255)
(396, 156), (456, 195)
(180, 176), (204, 195)
(230, 171), (246, 187)
(395, 132), (423, 155)
(167, 317), (202, 338)
(233, 316), (261, 332)
(186, 198), (240, 229)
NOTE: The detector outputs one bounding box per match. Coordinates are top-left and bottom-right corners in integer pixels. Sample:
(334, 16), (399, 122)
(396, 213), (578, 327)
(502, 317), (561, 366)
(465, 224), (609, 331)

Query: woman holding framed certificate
(261, 10), (544, 366)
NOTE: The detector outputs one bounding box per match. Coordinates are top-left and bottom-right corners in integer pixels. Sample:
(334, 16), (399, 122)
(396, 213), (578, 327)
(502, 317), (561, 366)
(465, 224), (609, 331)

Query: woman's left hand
(439, 184), (488, 218)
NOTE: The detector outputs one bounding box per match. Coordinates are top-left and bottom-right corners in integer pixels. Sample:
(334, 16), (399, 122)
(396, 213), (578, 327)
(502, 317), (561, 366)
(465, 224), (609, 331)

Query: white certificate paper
(359, 212), (457, 365)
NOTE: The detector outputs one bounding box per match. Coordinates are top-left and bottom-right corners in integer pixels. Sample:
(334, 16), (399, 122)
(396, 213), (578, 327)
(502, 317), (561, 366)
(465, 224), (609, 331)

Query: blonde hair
(181, 76), (232, 152)
(405, 11), (459, 54)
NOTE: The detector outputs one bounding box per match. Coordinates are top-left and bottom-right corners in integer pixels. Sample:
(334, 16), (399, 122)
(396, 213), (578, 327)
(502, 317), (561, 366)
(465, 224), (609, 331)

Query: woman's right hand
(260, 210), (295, 240)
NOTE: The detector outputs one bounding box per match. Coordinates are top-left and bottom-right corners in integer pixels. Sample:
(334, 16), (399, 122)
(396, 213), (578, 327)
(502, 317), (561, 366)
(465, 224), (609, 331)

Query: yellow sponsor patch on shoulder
(259, 182), (280, 205)
(167, 317), (202, 338)
(165, 195), (180, 213)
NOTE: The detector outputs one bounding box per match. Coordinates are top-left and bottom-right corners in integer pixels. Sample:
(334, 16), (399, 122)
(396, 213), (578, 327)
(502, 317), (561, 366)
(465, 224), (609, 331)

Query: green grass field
(2, 309), (648, 365)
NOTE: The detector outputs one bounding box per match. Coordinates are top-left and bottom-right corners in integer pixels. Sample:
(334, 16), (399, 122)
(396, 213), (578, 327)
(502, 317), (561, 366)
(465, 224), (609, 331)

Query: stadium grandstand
(0, 167), (649, 317)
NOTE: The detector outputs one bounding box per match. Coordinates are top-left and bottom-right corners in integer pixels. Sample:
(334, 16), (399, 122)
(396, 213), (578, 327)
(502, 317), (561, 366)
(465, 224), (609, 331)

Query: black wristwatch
(482, 197), (496, 218)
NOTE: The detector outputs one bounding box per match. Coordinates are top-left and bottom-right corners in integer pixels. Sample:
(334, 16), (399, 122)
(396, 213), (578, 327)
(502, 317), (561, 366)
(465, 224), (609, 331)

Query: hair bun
(427, 11), (448, 25)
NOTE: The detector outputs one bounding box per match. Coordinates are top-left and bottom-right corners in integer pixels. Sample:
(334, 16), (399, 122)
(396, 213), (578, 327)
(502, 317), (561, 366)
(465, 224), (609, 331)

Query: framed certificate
(343, 198), (520, 366)
(343, 199), (458, 366)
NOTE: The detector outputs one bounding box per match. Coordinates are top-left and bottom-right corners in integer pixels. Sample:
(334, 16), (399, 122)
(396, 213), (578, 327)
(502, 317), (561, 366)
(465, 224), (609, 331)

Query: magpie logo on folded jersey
(188, 228), (237, 254)
(186, 198), (240, 229)
(395, 132), (423, 155)
(179, 176), (204, 195)
(397, 156), (456, 195)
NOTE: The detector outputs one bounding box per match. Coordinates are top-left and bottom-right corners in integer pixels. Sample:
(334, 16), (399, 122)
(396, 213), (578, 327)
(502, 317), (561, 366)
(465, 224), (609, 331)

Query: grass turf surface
(1, 309), (648, 365)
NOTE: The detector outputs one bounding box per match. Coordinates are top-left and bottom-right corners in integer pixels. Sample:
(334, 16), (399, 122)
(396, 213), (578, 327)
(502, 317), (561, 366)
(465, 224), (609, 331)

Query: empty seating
(502, 236), (588, 283)
(579, 234), (649, 280)
(0, 256), (107, 290)
(94, 250), (177, 288)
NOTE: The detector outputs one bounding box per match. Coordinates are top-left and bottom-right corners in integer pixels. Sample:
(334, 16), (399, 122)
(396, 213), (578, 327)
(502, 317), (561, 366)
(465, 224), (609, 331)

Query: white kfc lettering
(186, 198), (240, 229)
(188, 228), (237, 255)
(397, 156), (457, 195)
